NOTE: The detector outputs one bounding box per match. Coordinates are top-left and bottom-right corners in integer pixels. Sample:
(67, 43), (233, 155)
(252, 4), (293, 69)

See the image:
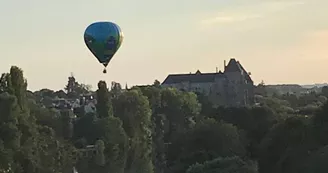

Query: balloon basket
(103, 69), (107, 74)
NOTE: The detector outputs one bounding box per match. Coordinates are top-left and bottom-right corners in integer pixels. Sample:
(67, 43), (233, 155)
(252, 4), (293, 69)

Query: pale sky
(0, 0), (327, 91)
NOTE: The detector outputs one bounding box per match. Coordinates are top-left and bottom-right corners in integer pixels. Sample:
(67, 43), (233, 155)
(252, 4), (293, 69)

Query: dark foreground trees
(0, 66), (76, 173)
(1, 66), (328, 173)
(187, 156), (258, 173)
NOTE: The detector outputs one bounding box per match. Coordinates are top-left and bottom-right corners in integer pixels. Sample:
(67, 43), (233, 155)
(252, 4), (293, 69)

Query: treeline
(1, 66), (328, 173)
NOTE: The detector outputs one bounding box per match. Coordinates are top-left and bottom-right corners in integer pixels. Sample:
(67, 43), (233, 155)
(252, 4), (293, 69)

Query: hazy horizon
(1, 0), (327, 91)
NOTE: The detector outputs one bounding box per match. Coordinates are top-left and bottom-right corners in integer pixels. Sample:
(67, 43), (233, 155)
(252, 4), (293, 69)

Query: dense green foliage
(1, 66), (328, 173)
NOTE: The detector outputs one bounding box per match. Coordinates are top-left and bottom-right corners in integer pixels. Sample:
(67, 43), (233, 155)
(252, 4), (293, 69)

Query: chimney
(216, 67), (218, 73)
(224, 60), (226, 71)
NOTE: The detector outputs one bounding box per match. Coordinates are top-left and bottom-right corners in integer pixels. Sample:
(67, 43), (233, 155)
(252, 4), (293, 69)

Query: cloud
(200, 0), (306, 26)
(201, 13), (262, 25)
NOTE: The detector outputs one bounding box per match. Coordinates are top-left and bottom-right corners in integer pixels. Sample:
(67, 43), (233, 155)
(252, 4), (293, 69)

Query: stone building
(161, 58), (254, 107)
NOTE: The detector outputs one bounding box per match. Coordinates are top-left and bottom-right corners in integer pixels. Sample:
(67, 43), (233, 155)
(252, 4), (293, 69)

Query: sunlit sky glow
(0, 0), (327, 91)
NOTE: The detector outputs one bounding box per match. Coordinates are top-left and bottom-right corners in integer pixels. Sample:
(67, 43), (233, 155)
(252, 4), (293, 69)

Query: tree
(6, 64), (328, 173)
(153, 80), (161, 87)
(258, 116), (316, 173)
(167, 118), (246, 173)
(4, 66), (28, 111)
(92, 117), (128, 173)
(112, 89), (154, 173)
(0, 93), (21, 171)
(321, 86), (328, 97)
(55, 90), (67, 98)
(94, 140), (106, 166)
(312, 101), (328, 145)
(133, 86), (166, 173)
(160, 88), (201, 141)
(302, 145), (328, 173)
(111, 81), (122, 91)
(195, 92), (214, 117)
(29, 100), (60, 133)
(65, 75), (92, 98)
(73, 113), (98, 144)
(74, 81), (129, 173)
(211, 106), (280, 158)
(255, 80), (267, 96)
(0, 66), (78, 173)
(187, 156), (258, 173)
(96, 81), (112, 118)
(60, 109), (74, 139)
(152, 114), (166, 173)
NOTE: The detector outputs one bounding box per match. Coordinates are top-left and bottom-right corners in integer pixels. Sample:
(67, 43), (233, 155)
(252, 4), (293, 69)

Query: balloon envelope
(84, 21), (124, 67)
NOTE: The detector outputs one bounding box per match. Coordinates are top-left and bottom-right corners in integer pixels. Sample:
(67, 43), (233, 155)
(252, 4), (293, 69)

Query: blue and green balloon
(84, 21), (124, 73)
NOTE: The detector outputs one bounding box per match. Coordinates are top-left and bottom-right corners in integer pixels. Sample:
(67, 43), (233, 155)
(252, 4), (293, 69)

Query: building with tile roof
(162, 58), (254, 107)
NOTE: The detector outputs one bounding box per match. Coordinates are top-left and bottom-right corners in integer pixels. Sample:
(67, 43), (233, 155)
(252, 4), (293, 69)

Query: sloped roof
(237, 61), (252, 83)
(224, 58), (253, 83)
(224, 58), (242, 73)
(162, 72), (224, 85)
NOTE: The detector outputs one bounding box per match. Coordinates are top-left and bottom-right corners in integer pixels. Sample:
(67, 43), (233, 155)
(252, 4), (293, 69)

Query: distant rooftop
(162, 58), (252, 85)
(162, 71), (224, 85)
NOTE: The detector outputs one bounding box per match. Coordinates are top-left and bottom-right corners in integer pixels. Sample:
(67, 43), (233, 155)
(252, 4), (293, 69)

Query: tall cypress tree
(112, 89), (154, 173)
(96, 81), (112, 118)
(9, 66), (28, 112)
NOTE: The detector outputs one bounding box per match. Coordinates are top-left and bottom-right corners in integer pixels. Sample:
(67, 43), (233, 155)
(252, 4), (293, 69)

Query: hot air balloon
(84, 21), (124, 73)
